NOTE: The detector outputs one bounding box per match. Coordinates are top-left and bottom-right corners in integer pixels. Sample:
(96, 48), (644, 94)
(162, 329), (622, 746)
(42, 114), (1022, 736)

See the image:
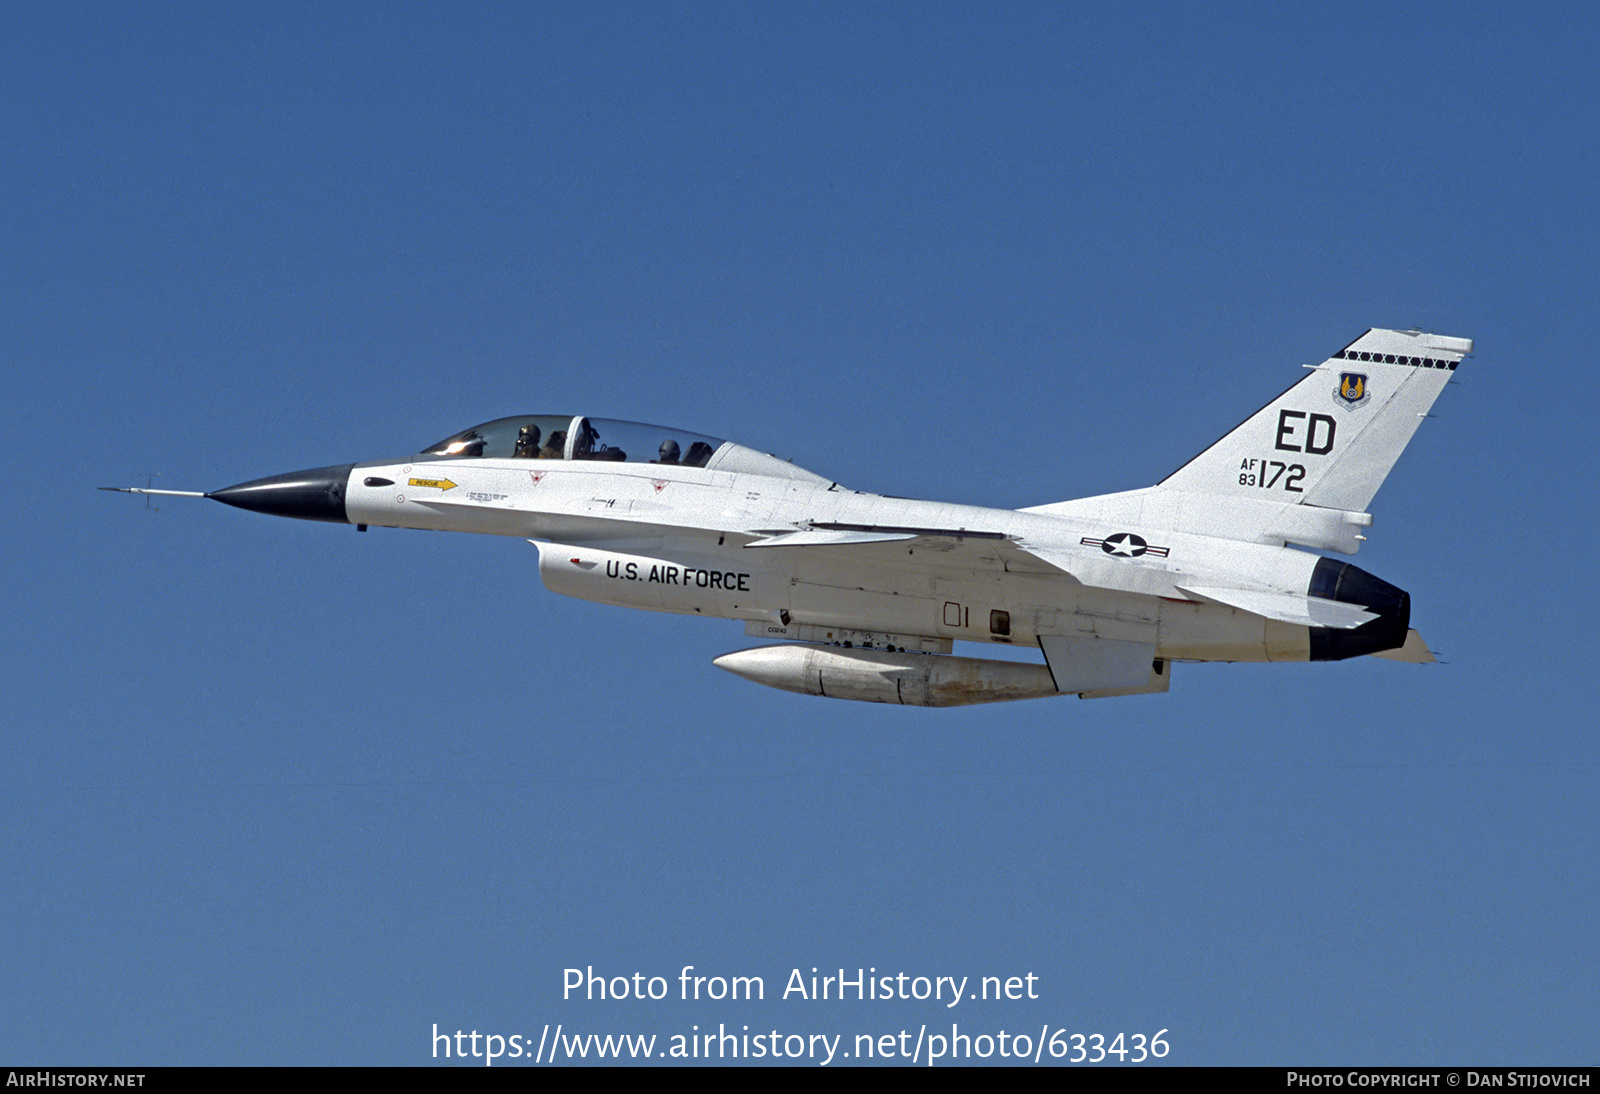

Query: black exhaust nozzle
(1307, 557), (1411, 661)
(208, 463), (355, 524)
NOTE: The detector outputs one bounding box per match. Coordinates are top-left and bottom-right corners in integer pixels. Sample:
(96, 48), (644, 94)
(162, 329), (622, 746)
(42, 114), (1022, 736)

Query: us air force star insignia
(1079, 533), (1171, 558)
(1104, 532), (1145, 556)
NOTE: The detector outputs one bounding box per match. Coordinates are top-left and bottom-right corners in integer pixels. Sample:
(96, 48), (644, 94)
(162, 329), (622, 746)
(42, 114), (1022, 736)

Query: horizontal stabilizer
(1177, 585), (1377, 630)
(1369, 629), (1436, 663)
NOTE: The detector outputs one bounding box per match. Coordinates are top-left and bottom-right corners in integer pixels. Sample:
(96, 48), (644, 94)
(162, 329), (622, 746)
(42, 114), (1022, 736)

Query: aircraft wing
(744, 522), (1073, 577)
(743, 528), (917, 548)
(746, 521), (1010, 546)
(744, 523), (1191, 589)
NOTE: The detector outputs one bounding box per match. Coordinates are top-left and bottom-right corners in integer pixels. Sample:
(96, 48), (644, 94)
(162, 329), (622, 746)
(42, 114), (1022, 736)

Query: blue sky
(5, 1), (1596, 1065)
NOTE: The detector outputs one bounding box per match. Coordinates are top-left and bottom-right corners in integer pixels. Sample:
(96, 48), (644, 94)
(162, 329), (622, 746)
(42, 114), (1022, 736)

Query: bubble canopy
(421, 416), (724, 467)
(415, 415), (830, 484)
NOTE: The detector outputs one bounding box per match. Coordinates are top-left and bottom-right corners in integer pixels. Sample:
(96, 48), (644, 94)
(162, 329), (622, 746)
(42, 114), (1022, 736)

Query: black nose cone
(208, 463), (355, 524)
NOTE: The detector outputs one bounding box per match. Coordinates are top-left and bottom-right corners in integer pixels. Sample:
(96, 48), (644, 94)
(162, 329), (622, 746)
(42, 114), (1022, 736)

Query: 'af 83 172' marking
(1239, 457), (1305, 492)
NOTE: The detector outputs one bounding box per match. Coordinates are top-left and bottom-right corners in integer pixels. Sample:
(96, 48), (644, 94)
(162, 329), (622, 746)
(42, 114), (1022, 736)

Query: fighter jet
(106, 328), (1469, 706)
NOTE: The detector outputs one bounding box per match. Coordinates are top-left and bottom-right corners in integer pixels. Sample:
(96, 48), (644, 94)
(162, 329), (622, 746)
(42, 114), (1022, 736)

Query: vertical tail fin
(1158, 328), (1471, 511)
(1025, 329), (1471, 552)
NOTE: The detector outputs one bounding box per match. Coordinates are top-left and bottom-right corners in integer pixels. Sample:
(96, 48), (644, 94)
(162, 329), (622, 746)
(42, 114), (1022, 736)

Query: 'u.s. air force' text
(604, 561), (751, 591)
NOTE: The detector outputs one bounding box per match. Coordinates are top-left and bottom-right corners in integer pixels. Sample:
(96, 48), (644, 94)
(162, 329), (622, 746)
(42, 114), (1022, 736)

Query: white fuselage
(343, 454), (1322, 664)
